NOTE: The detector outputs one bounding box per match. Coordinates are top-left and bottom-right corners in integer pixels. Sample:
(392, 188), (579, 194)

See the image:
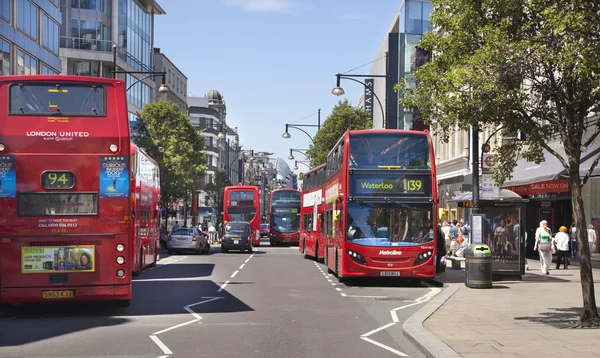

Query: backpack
(461, 226), (469, 235)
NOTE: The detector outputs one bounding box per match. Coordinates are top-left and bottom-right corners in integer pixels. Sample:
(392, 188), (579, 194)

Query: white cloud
(224, 0), (295, 13)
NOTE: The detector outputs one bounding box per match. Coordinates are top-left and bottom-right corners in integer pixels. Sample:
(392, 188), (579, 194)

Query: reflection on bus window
(345, 202), (433, 247)
(9, 83), (106, 116)
(19, 193), (98, 216)
(349, 133), (430, 169)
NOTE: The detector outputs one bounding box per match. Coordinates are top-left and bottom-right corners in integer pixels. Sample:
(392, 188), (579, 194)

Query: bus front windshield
(349, 133), (431, 169)
(346, 202), (433, 247)
(227, 208), (257, 223)
(270, 209), (300, 233)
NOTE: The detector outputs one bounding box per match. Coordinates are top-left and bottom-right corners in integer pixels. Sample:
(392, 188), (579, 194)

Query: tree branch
(531, 130), (570, 172)
(582, 152), (600, 187)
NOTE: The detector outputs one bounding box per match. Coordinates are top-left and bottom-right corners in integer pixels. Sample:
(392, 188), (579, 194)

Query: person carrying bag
(534, 220), (554, 275)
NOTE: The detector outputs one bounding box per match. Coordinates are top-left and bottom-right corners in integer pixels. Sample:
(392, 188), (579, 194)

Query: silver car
(167, 228), (210, 254)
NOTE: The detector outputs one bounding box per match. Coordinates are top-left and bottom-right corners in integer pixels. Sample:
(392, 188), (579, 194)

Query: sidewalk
(405, 260), (600, 357)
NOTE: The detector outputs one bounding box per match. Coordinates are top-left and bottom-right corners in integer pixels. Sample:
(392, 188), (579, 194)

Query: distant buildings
(153, 47), (187, 114)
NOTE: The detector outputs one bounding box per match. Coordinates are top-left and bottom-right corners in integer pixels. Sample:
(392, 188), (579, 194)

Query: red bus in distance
(322, 129), (438, 282)
(268, 188), (301, 246)
(0, 75), (150, 306)
(299, 164), (326, 260)
(223, 186), (261, 247)
(130, 144), (161, 275)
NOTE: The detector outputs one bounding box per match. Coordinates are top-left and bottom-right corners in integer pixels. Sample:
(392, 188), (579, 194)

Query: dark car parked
(222, 221), (253, 253)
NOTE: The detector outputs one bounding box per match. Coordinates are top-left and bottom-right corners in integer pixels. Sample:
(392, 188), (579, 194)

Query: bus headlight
(414, 250), (433, 266)
(0, 143), (5, 152)
(116, 244), (125, 252)
(346, 249), (367, 265)
(116, 269), (125, 277)
(116, 256), (125, 265)
(109, 144), (118, 152)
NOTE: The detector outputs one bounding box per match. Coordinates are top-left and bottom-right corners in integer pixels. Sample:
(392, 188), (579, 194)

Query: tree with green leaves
(132, 100), (207, 211)
(305, 99), (372, 167)
(399, 0), (600, 327)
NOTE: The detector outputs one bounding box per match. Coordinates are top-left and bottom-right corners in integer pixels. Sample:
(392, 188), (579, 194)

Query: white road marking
(149, 335), (172, 355)
(218, 281), (230, 292)
(157, 355), (169, 358)
(231, 270), (239, 278)
(239, 263), (245, 269)
(360, 337), (408, 357)
(244, 258), (250, 263)
(152, 319), (200, 335)
(360, 288), (441, 357)
(149, 296), (224, 356)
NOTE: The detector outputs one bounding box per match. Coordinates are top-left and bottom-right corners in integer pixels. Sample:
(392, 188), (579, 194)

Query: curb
(402, 284), (462, 358)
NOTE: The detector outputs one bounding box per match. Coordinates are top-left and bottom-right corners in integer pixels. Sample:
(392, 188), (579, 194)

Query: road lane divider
(149, 296), (224, 358)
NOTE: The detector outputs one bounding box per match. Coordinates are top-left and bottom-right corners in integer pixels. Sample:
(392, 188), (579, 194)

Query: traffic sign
(482, 143), (491, 153)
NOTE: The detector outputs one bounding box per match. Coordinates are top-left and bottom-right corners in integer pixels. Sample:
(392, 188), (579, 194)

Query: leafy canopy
(132, 100), (207, 208)
(305, 99), (372, 167)
(399, 0), (600, 327)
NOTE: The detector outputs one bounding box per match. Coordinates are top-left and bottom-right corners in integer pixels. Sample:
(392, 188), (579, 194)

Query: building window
(0, 38), (10, 75)
(405, 1), (423, 35)
(17, 0), (38, 40)
(0, 0), (10, 22)
(49, 0), (59, 7)
(41, 63), (59, 74)
(71, 0), (109, 12)
(69, 60), (100, 77)
(16, 49), (37, 75)
(42, 13), (59, 54)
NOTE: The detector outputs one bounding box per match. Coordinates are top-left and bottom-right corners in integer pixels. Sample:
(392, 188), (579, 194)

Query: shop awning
(449, 189), (529, 203)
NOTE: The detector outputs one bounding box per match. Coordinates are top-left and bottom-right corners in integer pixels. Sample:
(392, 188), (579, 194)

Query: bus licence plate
(380, 271), (400, 277)
(42, 290), (74, 299)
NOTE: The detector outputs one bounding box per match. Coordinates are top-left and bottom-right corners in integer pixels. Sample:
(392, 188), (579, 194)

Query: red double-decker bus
(130, 144), (161, 275)
(223, 186), (261, 247)
(299, 164), (326, 260)
(323, 129), (437, 282)
(0, 75), (142, 306)
(268, 188), (301, 246)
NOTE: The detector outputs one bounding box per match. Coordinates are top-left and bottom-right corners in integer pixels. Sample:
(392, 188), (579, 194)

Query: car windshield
(226, 223), (248, 233)
(173, 229), (193, 235)
(346, 202), (433, 247)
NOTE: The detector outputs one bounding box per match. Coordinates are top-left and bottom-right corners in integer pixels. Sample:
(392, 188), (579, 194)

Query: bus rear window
(18, 193), (98, 216)
(9, 83), (106, 116)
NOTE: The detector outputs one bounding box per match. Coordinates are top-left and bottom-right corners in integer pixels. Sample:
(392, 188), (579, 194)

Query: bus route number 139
(407, 180), (423, 192)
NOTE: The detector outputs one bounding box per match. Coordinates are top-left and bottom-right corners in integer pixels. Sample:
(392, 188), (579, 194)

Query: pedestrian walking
(554, 226), (570, 269)
(447, 220), (459, 256)
(534, 220), (553, 275)
(587, 224), (597, 254)
(570, 222), (579, 259)
(436, 226), (447, 275)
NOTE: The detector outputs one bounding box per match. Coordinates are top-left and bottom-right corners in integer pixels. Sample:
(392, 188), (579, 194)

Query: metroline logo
(379, 250), (403, 256)
(361, 182), (393, 190)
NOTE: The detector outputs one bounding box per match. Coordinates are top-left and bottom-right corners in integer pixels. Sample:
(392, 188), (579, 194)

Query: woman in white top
(534, 220), (553, 275)
(587, 225), (597, 254)
(554, 226), (570, 269)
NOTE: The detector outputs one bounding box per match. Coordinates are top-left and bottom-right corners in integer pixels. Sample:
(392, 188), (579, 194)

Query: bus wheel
(116, 299), (131, 308)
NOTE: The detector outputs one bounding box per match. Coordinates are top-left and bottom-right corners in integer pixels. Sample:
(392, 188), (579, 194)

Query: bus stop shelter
(450, 189), (529, 279)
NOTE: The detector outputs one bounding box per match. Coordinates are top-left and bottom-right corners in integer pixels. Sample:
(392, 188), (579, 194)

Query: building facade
(153, 47), (186, 113)
(58, 0), (165, 125)
(0, 0), (62, 75)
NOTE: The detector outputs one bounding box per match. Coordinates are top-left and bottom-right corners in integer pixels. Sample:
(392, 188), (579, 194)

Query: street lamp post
(293, 160), (311, 171)
(288, 148), (308, 161)
(282, 109), (321, 142)
(112, 45), (169, 94)
(226, 149), (254, 185)
(331, 51), (389, 127)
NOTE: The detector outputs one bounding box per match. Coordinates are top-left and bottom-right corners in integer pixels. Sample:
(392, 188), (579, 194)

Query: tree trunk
(570, 171), (600, 327)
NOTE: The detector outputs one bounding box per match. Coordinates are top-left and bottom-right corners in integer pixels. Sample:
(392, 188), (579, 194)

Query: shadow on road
(140, 263), (215, 279)
(0, 279), (254, 346)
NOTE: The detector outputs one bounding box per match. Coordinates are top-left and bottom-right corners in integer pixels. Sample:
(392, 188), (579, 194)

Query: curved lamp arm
(338, 75), (385, 126)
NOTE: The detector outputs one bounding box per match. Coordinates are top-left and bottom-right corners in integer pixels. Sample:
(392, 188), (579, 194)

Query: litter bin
(465, 244), (492, 288)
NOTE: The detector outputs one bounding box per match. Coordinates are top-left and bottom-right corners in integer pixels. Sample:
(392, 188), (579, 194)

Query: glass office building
(59, 0), (164, 125)
(0, 0), (62, 75)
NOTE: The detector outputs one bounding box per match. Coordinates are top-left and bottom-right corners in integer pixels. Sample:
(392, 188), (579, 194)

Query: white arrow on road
(150, 296), (224, 357)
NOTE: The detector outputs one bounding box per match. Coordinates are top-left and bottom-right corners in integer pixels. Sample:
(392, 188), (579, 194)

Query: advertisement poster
(100, 156), (129, 198)
(482, 207), (523, 273)
(22, 246), (95, 273)
(0, 155), (16, 199)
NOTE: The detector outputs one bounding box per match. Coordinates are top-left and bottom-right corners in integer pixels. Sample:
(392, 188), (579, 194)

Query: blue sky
(154, 0), (400, 174)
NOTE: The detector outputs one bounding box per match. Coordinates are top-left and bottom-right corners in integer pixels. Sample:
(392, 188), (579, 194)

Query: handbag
(538, 241), (551, 251)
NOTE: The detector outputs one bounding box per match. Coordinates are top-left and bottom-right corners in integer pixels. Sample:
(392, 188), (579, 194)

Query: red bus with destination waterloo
(268, 188), (301, 246)
(299, 164), (326, 260)
(0, 75), (159, 306)
(321, 129), (438, 282)
(223, 186), (261, 247)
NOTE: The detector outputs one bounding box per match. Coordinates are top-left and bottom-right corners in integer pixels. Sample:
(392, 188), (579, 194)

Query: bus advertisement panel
(223, 186), (261, 246)
(299, 164), (326, 260)
(323, 130), (438, 282)
(268, 189), (300, 246)
(0, 75), (135, 305)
